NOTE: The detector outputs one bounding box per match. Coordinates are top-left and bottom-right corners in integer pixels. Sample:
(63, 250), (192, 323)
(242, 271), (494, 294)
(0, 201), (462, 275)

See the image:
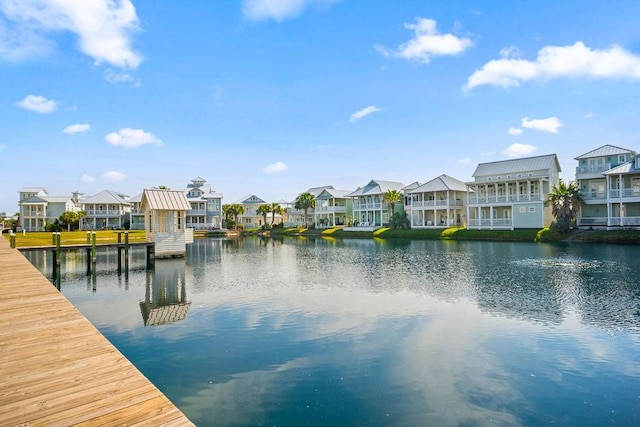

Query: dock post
(92, 232), (97, 264)
(124, 231), (130, 275)
(87, 231), (91, 244)
(86, 248), (92, 275)
(117, 231), (122, 243)
(117, 246), (122, 276)
(10, 232), (15, 248)
(52, 232), (56, 246)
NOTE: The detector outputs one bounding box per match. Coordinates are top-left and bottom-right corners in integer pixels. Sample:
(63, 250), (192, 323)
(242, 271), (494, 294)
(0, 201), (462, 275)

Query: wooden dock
(0, 238), (194, 426)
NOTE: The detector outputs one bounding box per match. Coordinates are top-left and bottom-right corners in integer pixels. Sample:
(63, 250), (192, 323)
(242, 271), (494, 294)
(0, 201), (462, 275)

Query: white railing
(315, 206), (347, 213)
(578, 217), (607, 225)
(583, 191), (607, 200)
(353, 203), (382, 210)
(85, 210), (123, 216)
(187, 209), (206, 215)
(608, 188), (640, 198)
(467, 195), (542, 204)
(576, 164), (611, 174)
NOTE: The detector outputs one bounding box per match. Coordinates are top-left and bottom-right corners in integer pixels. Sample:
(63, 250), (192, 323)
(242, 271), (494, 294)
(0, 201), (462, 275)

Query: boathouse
(140, 189), (193, 258)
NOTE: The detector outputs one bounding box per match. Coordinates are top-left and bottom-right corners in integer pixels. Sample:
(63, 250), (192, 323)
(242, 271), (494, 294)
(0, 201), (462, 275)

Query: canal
(24, 237), (640, 426)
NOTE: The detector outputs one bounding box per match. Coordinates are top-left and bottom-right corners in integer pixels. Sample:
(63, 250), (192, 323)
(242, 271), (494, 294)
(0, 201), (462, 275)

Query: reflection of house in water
(140, 258), (191, 326)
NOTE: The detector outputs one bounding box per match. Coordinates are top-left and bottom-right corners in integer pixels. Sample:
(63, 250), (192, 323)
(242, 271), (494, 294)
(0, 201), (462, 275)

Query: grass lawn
(4, 230), (147, 247)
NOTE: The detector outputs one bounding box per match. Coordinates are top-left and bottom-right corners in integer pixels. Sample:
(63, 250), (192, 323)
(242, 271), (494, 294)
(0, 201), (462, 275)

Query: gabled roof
(235, 194), (267, 204)
(141, 189), (191, 211)
(402, 181), (422, 192)
(129, 193), (143, 203)
(82, 190), (130, 205)
(575, 144), (635, 160)
(306, 185), (334, 197)
(19, 195), (49, 204)
(19, 187), (48, 194)
(316, 188), (353, 199)
(410, 174), (467, 193)
(347, 179), (406, 197)
(472, 154), (561, 178)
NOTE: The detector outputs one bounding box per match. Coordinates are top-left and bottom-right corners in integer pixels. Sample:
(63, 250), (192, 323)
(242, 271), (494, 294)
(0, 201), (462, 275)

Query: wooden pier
(0, 237), (194, 426)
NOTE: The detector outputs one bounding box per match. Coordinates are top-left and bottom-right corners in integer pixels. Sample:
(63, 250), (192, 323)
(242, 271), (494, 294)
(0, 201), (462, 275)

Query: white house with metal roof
(574, 144), (638, 227)
(184, 177), (223, 229)
(346, 179), (406, 229)
(140, 189), (193, 258)
(80, 190), (131, 230)
(18, 187), (81, 231)
(466, 154), (561, 230)
(405, 174), (468, 228)
(234, 194), (270, 228)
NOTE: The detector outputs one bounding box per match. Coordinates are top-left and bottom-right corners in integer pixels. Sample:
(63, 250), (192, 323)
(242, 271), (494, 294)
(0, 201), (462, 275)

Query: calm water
(25, 238), (640, 426)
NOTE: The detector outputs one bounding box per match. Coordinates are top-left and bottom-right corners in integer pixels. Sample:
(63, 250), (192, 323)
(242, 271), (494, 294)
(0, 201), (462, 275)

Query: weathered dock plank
(0, 237), (194, 426)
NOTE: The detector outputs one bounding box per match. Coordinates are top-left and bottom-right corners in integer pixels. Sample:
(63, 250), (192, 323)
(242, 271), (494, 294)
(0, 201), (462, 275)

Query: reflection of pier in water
(140, 258), (191, 326)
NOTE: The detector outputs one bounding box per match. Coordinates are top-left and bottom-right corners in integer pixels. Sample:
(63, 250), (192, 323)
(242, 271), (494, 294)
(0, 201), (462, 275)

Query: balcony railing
(84, 210), (124, 217)
(315, 205), (347, 213)
(578, 217), (608, 225)
(353, 202), (382, 210)
(608, 188), (640, 198)
(576, 164), (611, 175)
(467, 195), (542, 204)
(409, 200), (464, 208)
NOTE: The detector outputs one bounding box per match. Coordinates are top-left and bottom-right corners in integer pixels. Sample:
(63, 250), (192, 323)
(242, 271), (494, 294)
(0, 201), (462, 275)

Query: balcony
(467, 194), (542, 205)
(467, 218), (513, 228)
(608, 188), (640, 199)
(353, 202), (382, 210)
(315, 205), (347, 213)
(84, 210), (123, 217)
(575, 164), (611, 175)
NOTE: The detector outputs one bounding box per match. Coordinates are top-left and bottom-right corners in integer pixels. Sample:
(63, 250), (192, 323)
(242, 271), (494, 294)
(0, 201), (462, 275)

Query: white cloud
(264, 161), (287, 173)
(81, 174), (95, 183)
(349, 105), (381, 123)
(376, 17), (473, 64)
(103, 171), (126, 181)
(63, 123), (90, 134)
(521, 117), (563, 133)
(499, 46), (522, 59)
(16, 94), (56, 113)
(242, 0), (339, 22)
(481, 150), (496, 157)
(503, 143), (537, 158)
(104, 69), (140, 86)
(0, 0), (142, 69)
(585, 112), (596, 118)
(105, 128), (163, 148)
(465, 42), (640, 91)
(508, 127), (523, 136)
(458, 158), (471, 165)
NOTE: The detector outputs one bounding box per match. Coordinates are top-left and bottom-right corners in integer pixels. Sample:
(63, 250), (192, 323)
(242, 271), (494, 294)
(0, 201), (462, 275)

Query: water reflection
(140, 258), (191, 326)
(23, 238), (640, 426)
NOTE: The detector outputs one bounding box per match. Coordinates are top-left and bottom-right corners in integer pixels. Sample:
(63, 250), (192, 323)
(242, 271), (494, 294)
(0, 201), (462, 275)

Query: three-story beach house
(574, 145), (639, 227)
(466, 154), (561, 230)
(235, 194), (269, 228)
(185, 177), (223, 229)
(405, 174), (467, 228)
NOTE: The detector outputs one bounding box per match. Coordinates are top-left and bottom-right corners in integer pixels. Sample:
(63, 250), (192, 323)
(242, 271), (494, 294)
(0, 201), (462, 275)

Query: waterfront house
(405, 174), (468, 228)
(185, 177), (223, 229)
(81, 190), (131, 230)
(466, 154), (561, 230)
(140, 189), (193, 258)
(313, 188), (354, 227)
(235, 194), (269, 228)
(129, 193), (144, 230)
(346, 179), (406, 229)
(18, 188), (81, 232)
(286, 186), (334, 227)
(574, 145), (638, 227)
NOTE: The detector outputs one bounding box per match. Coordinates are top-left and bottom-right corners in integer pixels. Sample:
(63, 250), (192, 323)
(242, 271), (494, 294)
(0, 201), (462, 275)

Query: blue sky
(2, 0), (640, 214)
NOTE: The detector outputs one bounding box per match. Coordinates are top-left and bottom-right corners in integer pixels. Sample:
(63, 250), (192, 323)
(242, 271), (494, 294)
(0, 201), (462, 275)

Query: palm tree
(256, 204), (272, 228)
(77, 211), (86, 231)
(382, 189), (402, 217)
(294, 192), (316, 227)
(270, 203), (285, 225)
(547, 180), (584, 228)
(222, 203), (245, 229)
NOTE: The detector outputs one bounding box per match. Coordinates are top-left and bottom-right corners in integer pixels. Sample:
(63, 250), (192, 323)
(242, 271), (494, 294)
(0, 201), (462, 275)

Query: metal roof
(82, 190), (130, 205)
(234, 194), (267, 204)
(346, 179), (406, 197)
(410, 174), (467, 193)
(603, 160), (640, 175)
(575, 144), (635, 160)
(316, 188), (353, 199)
(472, 154), (561, 178)
(141, 189), (191, 211)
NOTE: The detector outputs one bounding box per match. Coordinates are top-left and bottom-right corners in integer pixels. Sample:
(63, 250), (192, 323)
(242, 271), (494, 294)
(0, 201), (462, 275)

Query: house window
(619, 155), (626, 163)
(519, 207), (526, 213)
(529, 207), (535, 213)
